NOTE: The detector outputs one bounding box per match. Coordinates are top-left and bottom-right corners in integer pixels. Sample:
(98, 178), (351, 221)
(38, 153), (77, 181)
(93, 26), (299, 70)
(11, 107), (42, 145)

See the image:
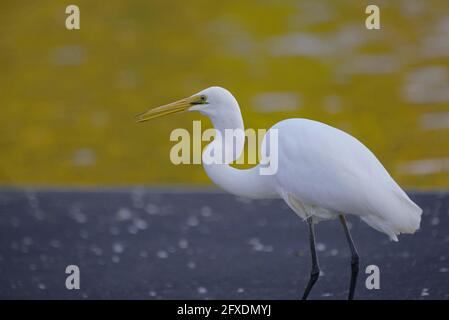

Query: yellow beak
(136, 95), (204, 123)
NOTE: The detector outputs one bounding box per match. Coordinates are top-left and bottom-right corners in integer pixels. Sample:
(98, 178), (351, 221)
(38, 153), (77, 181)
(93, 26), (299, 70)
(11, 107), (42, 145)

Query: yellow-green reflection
(0, 0), (448, 188)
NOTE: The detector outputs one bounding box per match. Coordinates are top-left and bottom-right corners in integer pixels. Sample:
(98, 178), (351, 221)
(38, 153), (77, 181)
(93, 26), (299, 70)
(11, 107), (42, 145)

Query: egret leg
(301, 217), (320, 300)
(339, 215), (360, 300)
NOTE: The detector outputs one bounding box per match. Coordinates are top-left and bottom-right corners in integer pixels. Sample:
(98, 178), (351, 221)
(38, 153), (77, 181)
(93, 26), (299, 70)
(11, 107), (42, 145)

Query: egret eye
(193, 95), (207, 105)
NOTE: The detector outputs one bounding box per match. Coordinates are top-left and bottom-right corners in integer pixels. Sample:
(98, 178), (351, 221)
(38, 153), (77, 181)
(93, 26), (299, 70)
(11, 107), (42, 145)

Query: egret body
(137, 86), (422, 299)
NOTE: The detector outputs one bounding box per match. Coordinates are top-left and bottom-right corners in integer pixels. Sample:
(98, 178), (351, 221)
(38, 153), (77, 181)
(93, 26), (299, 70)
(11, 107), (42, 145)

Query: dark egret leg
(339, 215), (360, 300)
(301, 216), (320, 300)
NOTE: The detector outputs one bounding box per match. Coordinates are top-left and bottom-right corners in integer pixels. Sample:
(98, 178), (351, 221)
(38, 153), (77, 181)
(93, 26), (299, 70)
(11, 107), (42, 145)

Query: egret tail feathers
(364, 187), (422, 241)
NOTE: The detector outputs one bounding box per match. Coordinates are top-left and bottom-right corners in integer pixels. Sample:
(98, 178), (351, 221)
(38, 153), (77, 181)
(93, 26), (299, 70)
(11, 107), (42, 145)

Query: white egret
(137, 86), (422, 299)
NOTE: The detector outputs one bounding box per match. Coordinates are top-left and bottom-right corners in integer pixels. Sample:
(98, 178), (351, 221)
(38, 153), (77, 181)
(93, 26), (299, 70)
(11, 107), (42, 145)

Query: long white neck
(201, 104), (279, 199)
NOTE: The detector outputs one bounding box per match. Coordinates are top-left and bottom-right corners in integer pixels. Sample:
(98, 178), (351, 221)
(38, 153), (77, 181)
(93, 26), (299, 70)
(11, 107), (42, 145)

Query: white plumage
(188, 87), (422, 241)
(272, 118), (422, 241)
(137, 85), (423, 299)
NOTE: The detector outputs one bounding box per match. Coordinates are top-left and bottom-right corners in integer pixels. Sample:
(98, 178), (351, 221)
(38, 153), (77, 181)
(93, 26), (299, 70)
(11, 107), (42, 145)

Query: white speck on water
(187, 261), (196, 269)
(130, 188), (145, 208)
(157, 250), (168, 259)
(323, 95), (342, 114)
(402, 66), (449, 104)
(254, 242), (266, 252)
(267, 24), (372, 60)
(127, 225), (139, 235)
(134, 218), (148, 230)
(51, 45), (85, 66)
(50, 239), (61, 248)
(420, 16), (449, 59)
(187, 216), (199, 227)
(268, 33), (332, 58)
(338, 54), (400, 75)
(74, 212), (87, 223)
(38, 283), (46, 290)
(321, 292), (333, 297)
(248, 237), (274, 252)
(168, 246), (176, 254)
(27, 193), (39, 208)
(149, 290), (157, 297)
(235, 196), (252, 204)
(117, 207), (132, 221)
(248, 238), (260, 245)
(248, 238), (263, 251)
(316, 243), (326, 252)
(330, 249), (339, 256)
(90, 245), (103, 256)
(208, 17), (255, 56)
(112, 242), (124, 254)
(421, 288), (430, 297)
(400, 0), (426, 18)
(439, 267), (449, 273)
(69, 204), (88, 224)
(237, 288), (245, 293)
(252, 92), (301, 113)
(430, 217), (440, 226)
(112, 255), (120, 263)
(178, 238), (189, 249)
(72, 148), (96, 167)
(397, 158), (449, 176)
(200, 206), (213, 217)
(197, 287), (208, 294)
(145, 203), (159, 215)
(420, 112), (449, 130)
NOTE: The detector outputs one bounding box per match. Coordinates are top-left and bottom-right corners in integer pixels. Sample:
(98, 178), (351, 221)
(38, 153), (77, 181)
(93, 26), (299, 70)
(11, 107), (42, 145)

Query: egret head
(136, 86), (240, 123)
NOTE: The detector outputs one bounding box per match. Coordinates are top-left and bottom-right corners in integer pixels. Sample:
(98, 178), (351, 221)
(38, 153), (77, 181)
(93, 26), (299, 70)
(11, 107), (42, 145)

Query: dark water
(0, 188), (448, 299)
